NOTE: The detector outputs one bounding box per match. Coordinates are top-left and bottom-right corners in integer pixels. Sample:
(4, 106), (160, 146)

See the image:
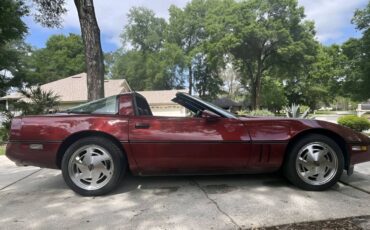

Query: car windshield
(66, 95), (118, 114)
(173, 93), (237, 119)
(199, 97), (237, 118)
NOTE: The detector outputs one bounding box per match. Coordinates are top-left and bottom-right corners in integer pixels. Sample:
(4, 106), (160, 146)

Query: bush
(337, 115), (370, 132)
(285, 104), (309, 118)
(0, 127), (9, 142)
(246, 109), (274, 117)
(236, 109), (248, 116)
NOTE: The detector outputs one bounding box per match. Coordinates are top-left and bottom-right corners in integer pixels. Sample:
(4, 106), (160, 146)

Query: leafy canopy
(0, 0), (29, 96)
(205, 0), (318, 109)
(26, 34), (86, 84)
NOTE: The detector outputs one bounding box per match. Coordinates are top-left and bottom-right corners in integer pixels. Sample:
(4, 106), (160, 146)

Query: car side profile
(6, 92), (370, 196)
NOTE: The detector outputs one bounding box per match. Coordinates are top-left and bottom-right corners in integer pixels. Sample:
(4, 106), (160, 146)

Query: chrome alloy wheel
(68, 145), (114, 191)
(295, 142), (338, 186)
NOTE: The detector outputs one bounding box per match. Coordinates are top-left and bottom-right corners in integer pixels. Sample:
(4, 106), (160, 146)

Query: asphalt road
(1, 156), (370, 230)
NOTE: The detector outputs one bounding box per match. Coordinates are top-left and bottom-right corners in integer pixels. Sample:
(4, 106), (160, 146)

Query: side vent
(257, 144), (271, 163)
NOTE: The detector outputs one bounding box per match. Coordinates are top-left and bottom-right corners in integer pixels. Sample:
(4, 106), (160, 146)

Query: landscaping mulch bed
(253, 216), (370, 230)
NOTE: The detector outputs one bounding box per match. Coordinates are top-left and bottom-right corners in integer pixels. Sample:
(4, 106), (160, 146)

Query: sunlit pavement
(1, 155), (370, 230)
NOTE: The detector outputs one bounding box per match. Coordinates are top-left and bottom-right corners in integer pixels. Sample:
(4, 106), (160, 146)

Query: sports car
(6, 92), (370, 196)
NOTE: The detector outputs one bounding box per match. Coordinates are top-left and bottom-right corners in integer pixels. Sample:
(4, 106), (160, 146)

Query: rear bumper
(5, 141), (61, 169)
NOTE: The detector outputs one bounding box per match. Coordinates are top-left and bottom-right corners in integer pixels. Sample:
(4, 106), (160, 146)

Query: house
(213, 97), (242, 113)
(357, 100), (370, 117)
(0, 73), (187, 117)
(139, 90), (187, 117)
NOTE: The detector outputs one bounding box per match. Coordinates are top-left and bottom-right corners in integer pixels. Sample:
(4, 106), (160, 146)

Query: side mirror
(201, 110), (220, 121)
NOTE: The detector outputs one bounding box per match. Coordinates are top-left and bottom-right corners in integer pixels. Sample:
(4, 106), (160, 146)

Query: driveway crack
(192, 179), (241, 230)
(0, 168), (42, 191)
(339, 181), (370, 195)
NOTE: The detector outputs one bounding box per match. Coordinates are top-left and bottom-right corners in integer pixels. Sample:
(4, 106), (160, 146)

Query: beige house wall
(150, 104), (186, 117)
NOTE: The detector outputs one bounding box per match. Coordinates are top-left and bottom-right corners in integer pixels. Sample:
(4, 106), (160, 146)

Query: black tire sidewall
(61, 137), (126, 196)
(284, 134), (344, 191)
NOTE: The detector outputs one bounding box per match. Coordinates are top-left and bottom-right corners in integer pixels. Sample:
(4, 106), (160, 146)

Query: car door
(128, 115), (251, 174)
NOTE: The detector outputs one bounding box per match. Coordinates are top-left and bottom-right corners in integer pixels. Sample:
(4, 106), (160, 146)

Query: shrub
(246, 109), (274, 117)
(0, 127), (9, 142)
(0, 86), (60, 141)
(0, 110), (14, 142)
(337, 115), (370, 132)
(285, 104), (309, 118)
(236, 109), (248, 116)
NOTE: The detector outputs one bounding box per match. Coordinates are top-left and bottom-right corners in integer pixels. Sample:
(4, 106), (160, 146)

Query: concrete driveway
(1, 156), (370, 230)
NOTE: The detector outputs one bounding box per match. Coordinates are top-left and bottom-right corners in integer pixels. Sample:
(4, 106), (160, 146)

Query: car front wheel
(61, 137), (125, 196)
(284, 134), (344, 191)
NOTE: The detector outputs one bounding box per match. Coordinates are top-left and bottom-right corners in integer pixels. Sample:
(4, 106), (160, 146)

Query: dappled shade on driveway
(1, 156), (370, 229)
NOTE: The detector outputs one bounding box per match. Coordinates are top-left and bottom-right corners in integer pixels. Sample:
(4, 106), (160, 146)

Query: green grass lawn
(0, 145), (5, 156)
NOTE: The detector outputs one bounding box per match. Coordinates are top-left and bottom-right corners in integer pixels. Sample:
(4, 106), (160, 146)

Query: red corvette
(6, 92), (370, 196)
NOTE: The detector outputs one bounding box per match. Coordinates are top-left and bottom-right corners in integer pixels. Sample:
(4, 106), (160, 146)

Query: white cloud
(27, 0), (368, 49)
(298, 0), (367, 43)
(61, 0), (190, 47)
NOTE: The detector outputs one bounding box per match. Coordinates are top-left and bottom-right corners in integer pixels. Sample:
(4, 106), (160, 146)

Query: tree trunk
(188, 65), (193, 95)
(74, 0), (105, 101)
(250, 85), (257, 110)
(250, 73), (262, 110)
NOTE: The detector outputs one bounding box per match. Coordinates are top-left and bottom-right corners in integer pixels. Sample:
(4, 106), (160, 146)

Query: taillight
(9, 117), (22, 140)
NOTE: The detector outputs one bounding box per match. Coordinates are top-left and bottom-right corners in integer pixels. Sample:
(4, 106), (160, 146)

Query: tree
(167, 0), (210, 95)
(104, 52), (115, 79)
(26, 34), (85, 84)
(0, 0), (28, 44)
(284, 45), (345, 110)
(193, 53), (223, 100)
(166, 0), (226, 98)
(339, 2), (370, 101)
(33, 0), (105, 101)
(112, 50), (146, 90)
(115, 7), (185, 90)
(0, 0), (28, 96)
(1, 86), (60, 140)
(220, 62), (242, 100)
(115, 2), (224, 97)
(16, 86), (60, 115)
(260, 77), (287, 114)
(206, 0), (317, 109)
(352, 1), (370, 31)
(112, 45), (185, 90)
(123, 7), (167, 53)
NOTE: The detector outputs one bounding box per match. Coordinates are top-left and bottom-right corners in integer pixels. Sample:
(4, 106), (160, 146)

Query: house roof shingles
(41, 73), (131, 102)
(0, 73), (188, 105)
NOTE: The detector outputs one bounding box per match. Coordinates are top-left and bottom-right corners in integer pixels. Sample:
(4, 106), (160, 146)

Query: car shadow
(111, 171), (292, 195)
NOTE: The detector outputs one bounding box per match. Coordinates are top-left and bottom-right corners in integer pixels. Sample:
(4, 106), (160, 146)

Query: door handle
(135, 122), (150, 129)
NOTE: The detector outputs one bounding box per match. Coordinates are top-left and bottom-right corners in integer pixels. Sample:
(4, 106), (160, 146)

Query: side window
(135, 95), (153, 116)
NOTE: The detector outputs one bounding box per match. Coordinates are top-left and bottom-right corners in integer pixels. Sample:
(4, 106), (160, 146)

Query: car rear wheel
(284, 134), (344, 191)
(61, 137), (125, 196)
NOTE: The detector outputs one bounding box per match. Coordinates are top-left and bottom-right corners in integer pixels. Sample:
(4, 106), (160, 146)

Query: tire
(61, 137), (126, 196)
(283, 134), (344, 191)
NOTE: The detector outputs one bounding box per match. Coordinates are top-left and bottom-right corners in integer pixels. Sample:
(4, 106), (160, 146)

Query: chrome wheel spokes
(68, 145), (114, 190)
(296, 142), (338, 186)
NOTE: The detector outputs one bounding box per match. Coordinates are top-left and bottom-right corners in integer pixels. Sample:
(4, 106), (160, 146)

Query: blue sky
(24, 0), (368, 52)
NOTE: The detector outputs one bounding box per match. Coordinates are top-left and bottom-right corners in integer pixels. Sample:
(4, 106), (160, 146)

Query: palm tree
(17, 86), (60, 115)
(1, 86), (60, 141)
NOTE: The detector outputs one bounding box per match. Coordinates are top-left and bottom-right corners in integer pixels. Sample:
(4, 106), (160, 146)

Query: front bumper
(5, 141), (61, 169)
(349, 144), (370, 165)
